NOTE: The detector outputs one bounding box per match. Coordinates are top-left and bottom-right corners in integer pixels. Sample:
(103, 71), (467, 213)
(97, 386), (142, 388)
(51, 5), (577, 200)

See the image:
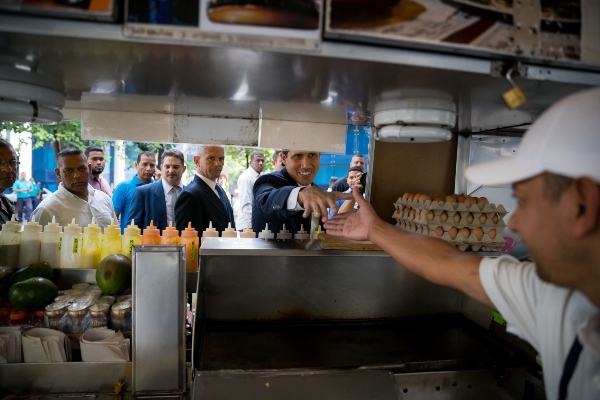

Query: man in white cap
(325, 87), (600, 400)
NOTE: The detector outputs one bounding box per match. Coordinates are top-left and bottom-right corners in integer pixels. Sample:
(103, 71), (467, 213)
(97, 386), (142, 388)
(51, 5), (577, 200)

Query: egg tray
(395, 219), (506, 252)
(392, 208), (507, 230)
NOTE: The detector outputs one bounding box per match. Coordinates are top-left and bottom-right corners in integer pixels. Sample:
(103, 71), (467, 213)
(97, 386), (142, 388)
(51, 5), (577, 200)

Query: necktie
(558, 336), (583, 400)
(170, 187), (179, 223)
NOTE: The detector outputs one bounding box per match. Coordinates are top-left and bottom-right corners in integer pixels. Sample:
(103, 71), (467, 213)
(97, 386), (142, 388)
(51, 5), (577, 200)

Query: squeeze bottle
(239, 226), (256, 238)
(201, 221), (218, 245)
(258, 223), (274, 239)
(161, 221), (180, 245)
(40, 216), (62, 268)
(19, 215), (42, 266)
(0, 215), (22, 268)
(221, 222), (237, 238)
(180, 222), (199, 272)
(142, 221), (161, 244)
(276, 224), (292, 240)
(101, 218), (121, 259)
(60, 218), (82, 269)
(121, 220), (142, 259)
(80, 218), (102, 269)
(294, 224), (310, 240)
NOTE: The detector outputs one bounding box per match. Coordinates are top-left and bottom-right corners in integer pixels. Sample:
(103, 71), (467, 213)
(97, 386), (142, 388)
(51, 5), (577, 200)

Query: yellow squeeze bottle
(142, 221), (161, 244)
(161, 221), (180, 245)
(180, 222), (199, 272)
(101, 218), (122, 259)
(121, 220), (142, 259)
(80, 218), (102, 269)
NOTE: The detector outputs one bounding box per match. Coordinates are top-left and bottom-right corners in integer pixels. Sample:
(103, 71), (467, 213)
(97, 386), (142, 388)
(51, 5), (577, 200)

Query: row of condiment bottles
(0, 216), (203, 272)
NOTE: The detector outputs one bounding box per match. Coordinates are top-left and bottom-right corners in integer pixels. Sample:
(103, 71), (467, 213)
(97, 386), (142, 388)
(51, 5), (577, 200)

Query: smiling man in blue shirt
(112, 151), (156, 232)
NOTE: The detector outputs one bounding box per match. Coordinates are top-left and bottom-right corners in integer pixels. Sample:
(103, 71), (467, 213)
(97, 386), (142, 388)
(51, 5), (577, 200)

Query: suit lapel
(196, 176), (227, 214)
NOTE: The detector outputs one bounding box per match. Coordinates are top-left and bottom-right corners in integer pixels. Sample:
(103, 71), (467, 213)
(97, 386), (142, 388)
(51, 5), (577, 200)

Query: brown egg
(406, 193), (415, 200)
(471, 227), (484, 241)
(440, 211), (448, 222)
(458, 227), (470, 238)
(426, 211), (435, 221)
(435, 226), (444, 236)
(453, 213), (461, 223)
(445, 194), (457, 203)
(479, 214), (487, 224)
(410, 209), (417, 217)
(402, 192), (410, 200)
(456, 195), (466, 203)
(432, 194), (445, 202)
(466, 213), (474, 224)
(477, 197), (489, 205)
(463, 196), (477, 205)
(448, 226), (458, 239)
(492, 213), (499, 224)
(488, 229), (497, 239)
(420, 194), (432, 202)
(414, 193), (422, 200)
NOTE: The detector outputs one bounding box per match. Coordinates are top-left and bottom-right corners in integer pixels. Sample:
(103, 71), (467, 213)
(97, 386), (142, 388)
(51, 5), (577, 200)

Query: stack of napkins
(22, 328), (70, 363)
(0, 326), (22, 363)
(80, 328), (130, 362)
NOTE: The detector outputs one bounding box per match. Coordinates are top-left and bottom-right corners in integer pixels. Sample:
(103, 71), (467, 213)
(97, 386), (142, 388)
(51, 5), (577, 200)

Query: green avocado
(9, 261), (54, 286)
(96, 254), (132, 295)
(9, 277), (58, 311)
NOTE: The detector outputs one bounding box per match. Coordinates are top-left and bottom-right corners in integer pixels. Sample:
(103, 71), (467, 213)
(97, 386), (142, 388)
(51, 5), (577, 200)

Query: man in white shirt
(325, 87), (600, 400)
(129, 149), (186, 231)
(236, 151), (264, 231)
(175, 145), (235, 233)
(33, 148), (116, 228)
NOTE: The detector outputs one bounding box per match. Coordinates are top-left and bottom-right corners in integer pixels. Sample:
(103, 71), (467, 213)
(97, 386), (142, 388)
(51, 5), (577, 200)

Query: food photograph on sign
(327, 0), (589, 63)
(200, 0), (323, 40)
(127, 0), (199, 27)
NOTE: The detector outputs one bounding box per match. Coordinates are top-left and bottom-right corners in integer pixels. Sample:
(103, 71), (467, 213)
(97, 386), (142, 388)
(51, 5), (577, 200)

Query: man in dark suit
(252, 150), (352, 235)
(175, 145), (235, 234)
(130, 149), (186, 231)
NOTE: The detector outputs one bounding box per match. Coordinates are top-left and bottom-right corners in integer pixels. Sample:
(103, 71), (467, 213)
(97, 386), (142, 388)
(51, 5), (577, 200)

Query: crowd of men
(0, 88), (597, 398)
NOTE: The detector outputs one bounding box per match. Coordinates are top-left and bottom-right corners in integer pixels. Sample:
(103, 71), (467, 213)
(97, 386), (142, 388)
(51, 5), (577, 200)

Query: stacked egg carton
(392, 193), (508, 251)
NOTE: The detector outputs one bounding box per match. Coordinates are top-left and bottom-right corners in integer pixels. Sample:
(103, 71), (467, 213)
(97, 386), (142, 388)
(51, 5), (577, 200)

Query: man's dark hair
(347, 166), (364, 174)
(57, 147), (84, 161)
(282, 150), (289, 157)
(84, 145), (104, 158)
(542, 172), (573, 201)
(0, 139), (16, 153)
(272, 150), (282, 161)
(162, 149), (185, 165)
(250, 151), (264, 161)
(352, 154), (365, 159)
(137, 151), (156, 163)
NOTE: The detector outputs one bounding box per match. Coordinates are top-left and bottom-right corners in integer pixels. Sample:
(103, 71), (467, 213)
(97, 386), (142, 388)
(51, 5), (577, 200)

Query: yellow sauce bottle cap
(104, 218), (121, 236)
(181, 222), (198, 238)
(239, 225), (256, 238)
(83, 217), (101, 235)
(123, 219), (141, 236)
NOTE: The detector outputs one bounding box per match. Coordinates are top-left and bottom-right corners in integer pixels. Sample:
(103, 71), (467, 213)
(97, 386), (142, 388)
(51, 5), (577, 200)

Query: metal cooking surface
(199, 317), (524, 372)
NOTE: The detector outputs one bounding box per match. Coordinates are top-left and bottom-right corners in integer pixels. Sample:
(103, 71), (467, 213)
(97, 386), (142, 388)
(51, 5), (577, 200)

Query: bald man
(175, 145), (235, 234)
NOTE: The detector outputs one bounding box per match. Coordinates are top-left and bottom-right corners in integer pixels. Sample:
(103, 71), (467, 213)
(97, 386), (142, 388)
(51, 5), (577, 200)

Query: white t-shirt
(32, 184), (117, 229)
(236, 167), (260, 230)
(480, 255), (600, 400)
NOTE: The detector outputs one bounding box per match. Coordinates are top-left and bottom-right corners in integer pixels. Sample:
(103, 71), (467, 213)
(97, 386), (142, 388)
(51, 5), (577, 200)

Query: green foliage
(223, 147), (274, 189)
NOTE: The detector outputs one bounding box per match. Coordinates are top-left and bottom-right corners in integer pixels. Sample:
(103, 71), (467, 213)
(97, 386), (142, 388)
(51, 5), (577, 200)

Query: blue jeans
(16, 197), (32, 222)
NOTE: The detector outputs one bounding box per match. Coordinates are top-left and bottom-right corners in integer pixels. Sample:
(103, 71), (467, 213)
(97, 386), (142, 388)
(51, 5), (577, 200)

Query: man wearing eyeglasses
(0, 140), (17, 227)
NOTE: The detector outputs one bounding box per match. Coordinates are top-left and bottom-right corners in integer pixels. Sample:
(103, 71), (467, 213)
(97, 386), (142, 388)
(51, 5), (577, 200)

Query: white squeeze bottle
(19, 215), (42, 266)
(40, 216), (62, 268)
(121, 220), (142, 259)
(60, 218), (82, 269)
(80, 218), (102, 269)
(0, 215), (22, 268)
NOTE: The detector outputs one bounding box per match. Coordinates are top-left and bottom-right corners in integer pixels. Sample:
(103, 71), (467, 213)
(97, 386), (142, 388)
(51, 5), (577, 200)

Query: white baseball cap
(466, 87), (600, 185)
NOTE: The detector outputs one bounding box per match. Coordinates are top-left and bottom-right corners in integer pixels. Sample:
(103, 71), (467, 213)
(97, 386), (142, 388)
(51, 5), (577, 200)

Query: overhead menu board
(124, 0), (323, 51)
(325, 0), (600, 66)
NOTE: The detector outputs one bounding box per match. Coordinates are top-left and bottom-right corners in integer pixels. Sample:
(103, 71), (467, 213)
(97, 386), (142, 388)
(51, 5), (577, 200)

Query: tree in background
(224, 146), (274, 194)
